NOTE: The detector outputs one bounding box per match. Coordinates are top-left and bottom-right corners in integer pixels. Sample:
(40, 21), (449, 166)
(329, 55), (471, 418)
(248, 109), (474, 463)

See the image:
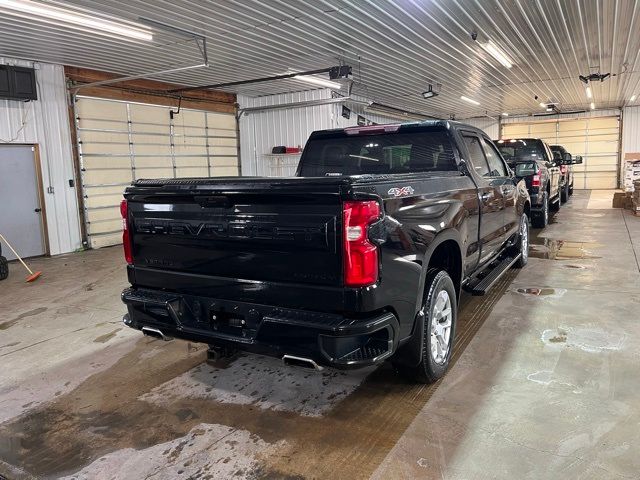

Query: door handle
(34, 208), (42, 213)
(480, 192), (492, 202)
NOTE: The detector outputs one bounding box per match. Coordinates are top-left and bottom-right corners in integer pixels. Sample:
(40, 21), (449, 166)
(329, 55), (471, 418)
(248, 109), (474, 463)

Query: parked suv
(495, 138), (562, 228)
(121, 121), (530, 384)
(550, 145), (583, 201)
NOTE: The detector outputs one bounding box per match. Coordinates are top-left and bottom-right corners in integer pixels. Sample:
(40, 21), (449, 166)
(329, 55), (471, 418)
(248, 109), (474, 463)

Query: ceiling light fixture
(471, 33), (513, 69)
(0, 0), (153, 40)
(422, 83), (440, 99)
(631, 94), (637, 102)
(539, 102), (547, 108)
(460, 95), (480, 106)
(590, 102), (596, 110)
(480, 40), (513, 69)
(502, 112), (509, 116)
(293, 74), (342, 90)
(585, 85), (592, 99)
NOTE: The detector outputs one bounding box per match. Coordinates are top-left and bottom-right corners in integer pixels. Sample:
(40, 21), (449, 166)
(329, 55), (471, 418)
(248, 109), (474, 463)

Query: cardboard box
(613, 192), (627, 208)
(624, 153), (640, 161)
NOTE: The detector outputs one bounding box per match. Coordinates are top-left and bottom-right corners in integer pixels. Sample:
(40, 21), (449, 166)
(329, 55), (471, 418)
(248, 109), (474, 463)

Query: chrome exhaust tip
(141, 326), (173, 341)
(282, 354), (324, 371)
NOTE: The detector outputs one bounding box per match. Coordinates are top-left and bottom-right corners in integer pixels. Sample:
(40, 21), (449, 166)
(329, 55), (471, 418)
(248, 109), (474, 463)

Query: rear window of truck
(514, 162), (537, 177)
(298, 129), (458, 176)
(495, 139), (546, 164)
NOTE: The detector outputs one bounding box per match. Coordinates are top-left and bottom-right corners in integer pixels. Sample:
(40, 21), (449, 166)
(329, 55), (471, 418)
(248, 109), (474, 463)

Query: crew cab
(121, 121), (530, 384)
(495, 138), (561, 228)
(550, 145), (583, 202)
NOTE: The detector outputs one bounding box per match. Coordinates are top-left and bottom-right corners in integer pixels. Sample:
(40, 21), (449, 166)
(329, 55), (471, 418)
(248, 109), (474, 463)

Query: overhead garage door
(75, 96), (239, 248)
(502, 116), (620, 189)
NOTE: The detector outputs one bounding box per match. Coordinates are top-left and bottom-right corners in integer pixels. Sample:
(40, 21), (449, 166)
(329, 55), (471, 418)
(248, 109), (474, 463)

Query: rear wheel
(0, 256), (8, 281)
(513, 214), (529, 268)
(531, 192), (549, 229)
(395, 269), (457, 384)
(561, 182), (569, 203)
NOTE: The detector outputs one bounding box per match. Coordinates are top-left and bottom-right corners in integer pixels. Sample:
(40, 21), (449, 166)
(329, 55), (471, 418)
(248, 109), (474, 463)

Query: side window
(482, 139), (508, 177)
(462, 134), (490, 177)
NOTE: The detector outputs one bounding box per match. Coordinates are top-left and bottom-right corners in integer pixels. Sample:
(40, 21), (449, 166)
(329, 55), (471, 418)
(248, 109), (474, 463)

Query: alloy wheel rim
(430, 290), (452, 364)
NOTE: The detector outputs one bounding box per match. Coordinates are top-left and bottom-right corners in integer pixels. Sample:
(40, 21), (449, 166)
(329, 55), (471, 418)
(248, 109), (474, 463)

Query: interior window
(462, 134), (490, 177)
(482, 139), (508, 177)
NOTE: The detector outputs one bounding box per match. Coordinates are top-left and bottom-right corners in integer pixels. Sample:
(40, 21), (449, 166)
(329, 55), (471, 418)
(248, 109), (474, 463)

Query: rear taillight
(120, 199), (133, 265)
(343, 200), (381, 287)
(531, 174), (541, 187)
(560, 165), (568, 174)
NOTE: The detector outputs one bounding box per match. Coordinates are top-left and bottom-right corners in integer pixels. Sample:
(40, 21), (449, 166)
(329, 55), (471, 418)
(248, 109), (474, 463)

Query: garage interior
(1, 1), (640, 479)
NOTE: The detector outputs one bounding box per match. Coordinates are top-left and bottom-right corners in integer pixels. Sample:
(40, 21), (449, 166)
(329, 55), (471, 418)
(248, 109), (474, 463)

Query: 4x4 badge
(388, 186), (415, 197)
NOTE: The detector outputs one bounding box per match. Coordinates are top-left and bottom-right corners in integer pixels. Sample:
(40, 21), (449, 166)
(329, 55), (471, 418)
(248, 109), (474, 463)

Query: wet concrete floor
(0, 190), (639, 479)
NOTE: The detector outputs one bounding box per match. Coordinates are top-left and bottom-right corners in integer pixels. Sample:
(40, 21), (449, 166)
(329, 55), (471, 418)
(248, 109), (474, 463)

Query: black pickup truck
(495, 138), (562, 229)
(121, 121), (530, 383)
(550, 145), (583, 202)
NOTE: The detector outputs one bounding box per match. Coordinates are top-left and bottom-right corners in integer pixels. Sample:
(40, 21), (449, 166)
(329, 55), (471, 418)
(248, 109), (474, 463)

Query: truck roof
(309, 119), (486, 139)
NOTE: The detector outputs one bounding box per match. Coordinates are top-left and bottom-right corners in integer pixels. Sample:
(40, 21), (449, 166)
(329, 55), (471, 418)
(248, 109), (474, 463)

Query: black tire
(531, 192), (549, 229)
(512, 214), (529, 268)
(395, 269), (457, 384)
(561, 182), (569, 203)
(0, 256), (8, 281)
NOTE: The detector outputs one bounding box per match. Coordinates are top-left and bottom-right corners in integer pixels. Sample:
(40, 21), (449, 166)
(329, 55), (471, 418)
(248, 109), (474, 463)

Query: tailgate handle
(196, 195), (231, 208)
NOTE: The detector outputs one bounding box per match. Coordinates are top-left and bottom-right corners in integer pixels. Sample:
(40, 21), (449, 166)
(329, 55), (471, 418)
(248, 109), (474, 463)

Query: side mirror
(458, 158), (470, 176)
(563, 152), (572, 164)
(573, 155), (583, 165)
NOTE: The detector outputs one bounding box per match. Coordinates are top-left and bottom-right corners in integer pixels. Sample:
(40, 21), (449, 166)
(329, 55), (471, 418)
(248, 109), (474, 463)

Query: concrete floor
(0, 190), (639, 479)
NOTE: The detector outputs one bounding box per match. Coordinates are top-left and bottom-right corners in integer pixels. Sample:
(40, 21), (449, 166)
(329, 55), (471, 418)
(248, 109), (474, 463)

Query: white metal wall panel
(460, 117), (500, 139)
(0, 57), (82, 256)
(623, 106), (640, 159)
(239, 89), (333, 176)
(238, 89), (400, 176)
(502, 113), (620, 189)
(76, 96), (238, 248)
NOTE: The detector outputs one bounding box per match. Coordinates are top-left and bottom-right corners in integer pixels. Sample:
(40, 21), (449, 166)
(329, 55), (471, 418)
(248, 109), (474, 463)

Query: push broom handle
(0, 233), (35, 275)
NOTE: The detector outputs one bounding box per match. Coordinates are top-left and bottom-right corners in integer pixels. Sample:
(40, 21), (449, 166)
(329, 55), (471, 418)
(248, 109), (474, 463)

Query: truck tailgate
(125, 178), (346, 288)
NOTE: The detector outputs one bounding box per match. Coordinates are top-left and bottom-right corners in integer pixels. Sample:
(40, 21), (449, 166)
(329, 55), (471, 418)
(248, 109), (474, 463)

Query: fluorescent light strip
(479, 40), (512, 69)
(293, 75), (342, 90)
(585, 86), (592, 99)
(0, 0), (153, 41)
(501, 112), (509, 116)
(460, 95), (480, 106)
(539, 102), (547, 108)
(631, 94), (637, 102)
(590, 102), (595, 110)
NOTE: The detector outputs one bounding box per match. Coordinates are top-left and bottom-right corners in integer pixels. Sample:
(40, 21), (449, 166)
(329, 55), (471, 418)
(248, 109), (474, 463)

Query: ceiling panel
(0, 0), (638, 117)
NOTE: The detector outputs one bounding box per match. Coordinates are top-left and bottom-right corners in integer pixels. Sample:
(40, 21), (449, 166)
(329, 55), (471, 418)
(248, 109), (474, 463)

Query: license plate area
(209, 302), (260, 339)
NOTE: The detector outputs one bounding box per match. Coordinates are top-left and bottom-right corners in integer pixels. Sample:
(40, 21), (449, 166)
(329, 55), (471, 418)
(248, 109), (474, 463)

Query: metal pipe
(239, 96), (370, 116)
(72, 63), (208, 90)
(170, 67), (334, 93)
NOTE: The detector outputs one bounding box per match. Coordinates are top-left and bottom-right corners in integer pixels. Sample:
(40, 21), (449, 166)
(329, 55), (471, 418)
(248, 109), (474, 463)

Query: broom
(0, 233), (42, 282)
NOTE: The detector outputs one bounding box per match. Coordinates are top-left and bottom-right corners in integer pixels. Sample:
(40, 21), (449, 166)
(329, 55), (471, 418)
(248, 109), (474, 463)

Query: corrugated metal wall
(459, 117), (500, 139)
(622, 105), (640, 158)
(239, 89), (403, 176)
(238, 89), (333, 176)
(0, 57), (81, 256)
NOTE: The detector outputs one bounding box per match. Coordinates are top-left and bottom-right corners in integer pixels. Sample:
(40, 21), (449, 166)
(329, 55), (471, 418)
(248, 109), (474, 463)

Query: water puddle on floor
(528, 239), (602, 260)
(514, 287), (567, 298)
